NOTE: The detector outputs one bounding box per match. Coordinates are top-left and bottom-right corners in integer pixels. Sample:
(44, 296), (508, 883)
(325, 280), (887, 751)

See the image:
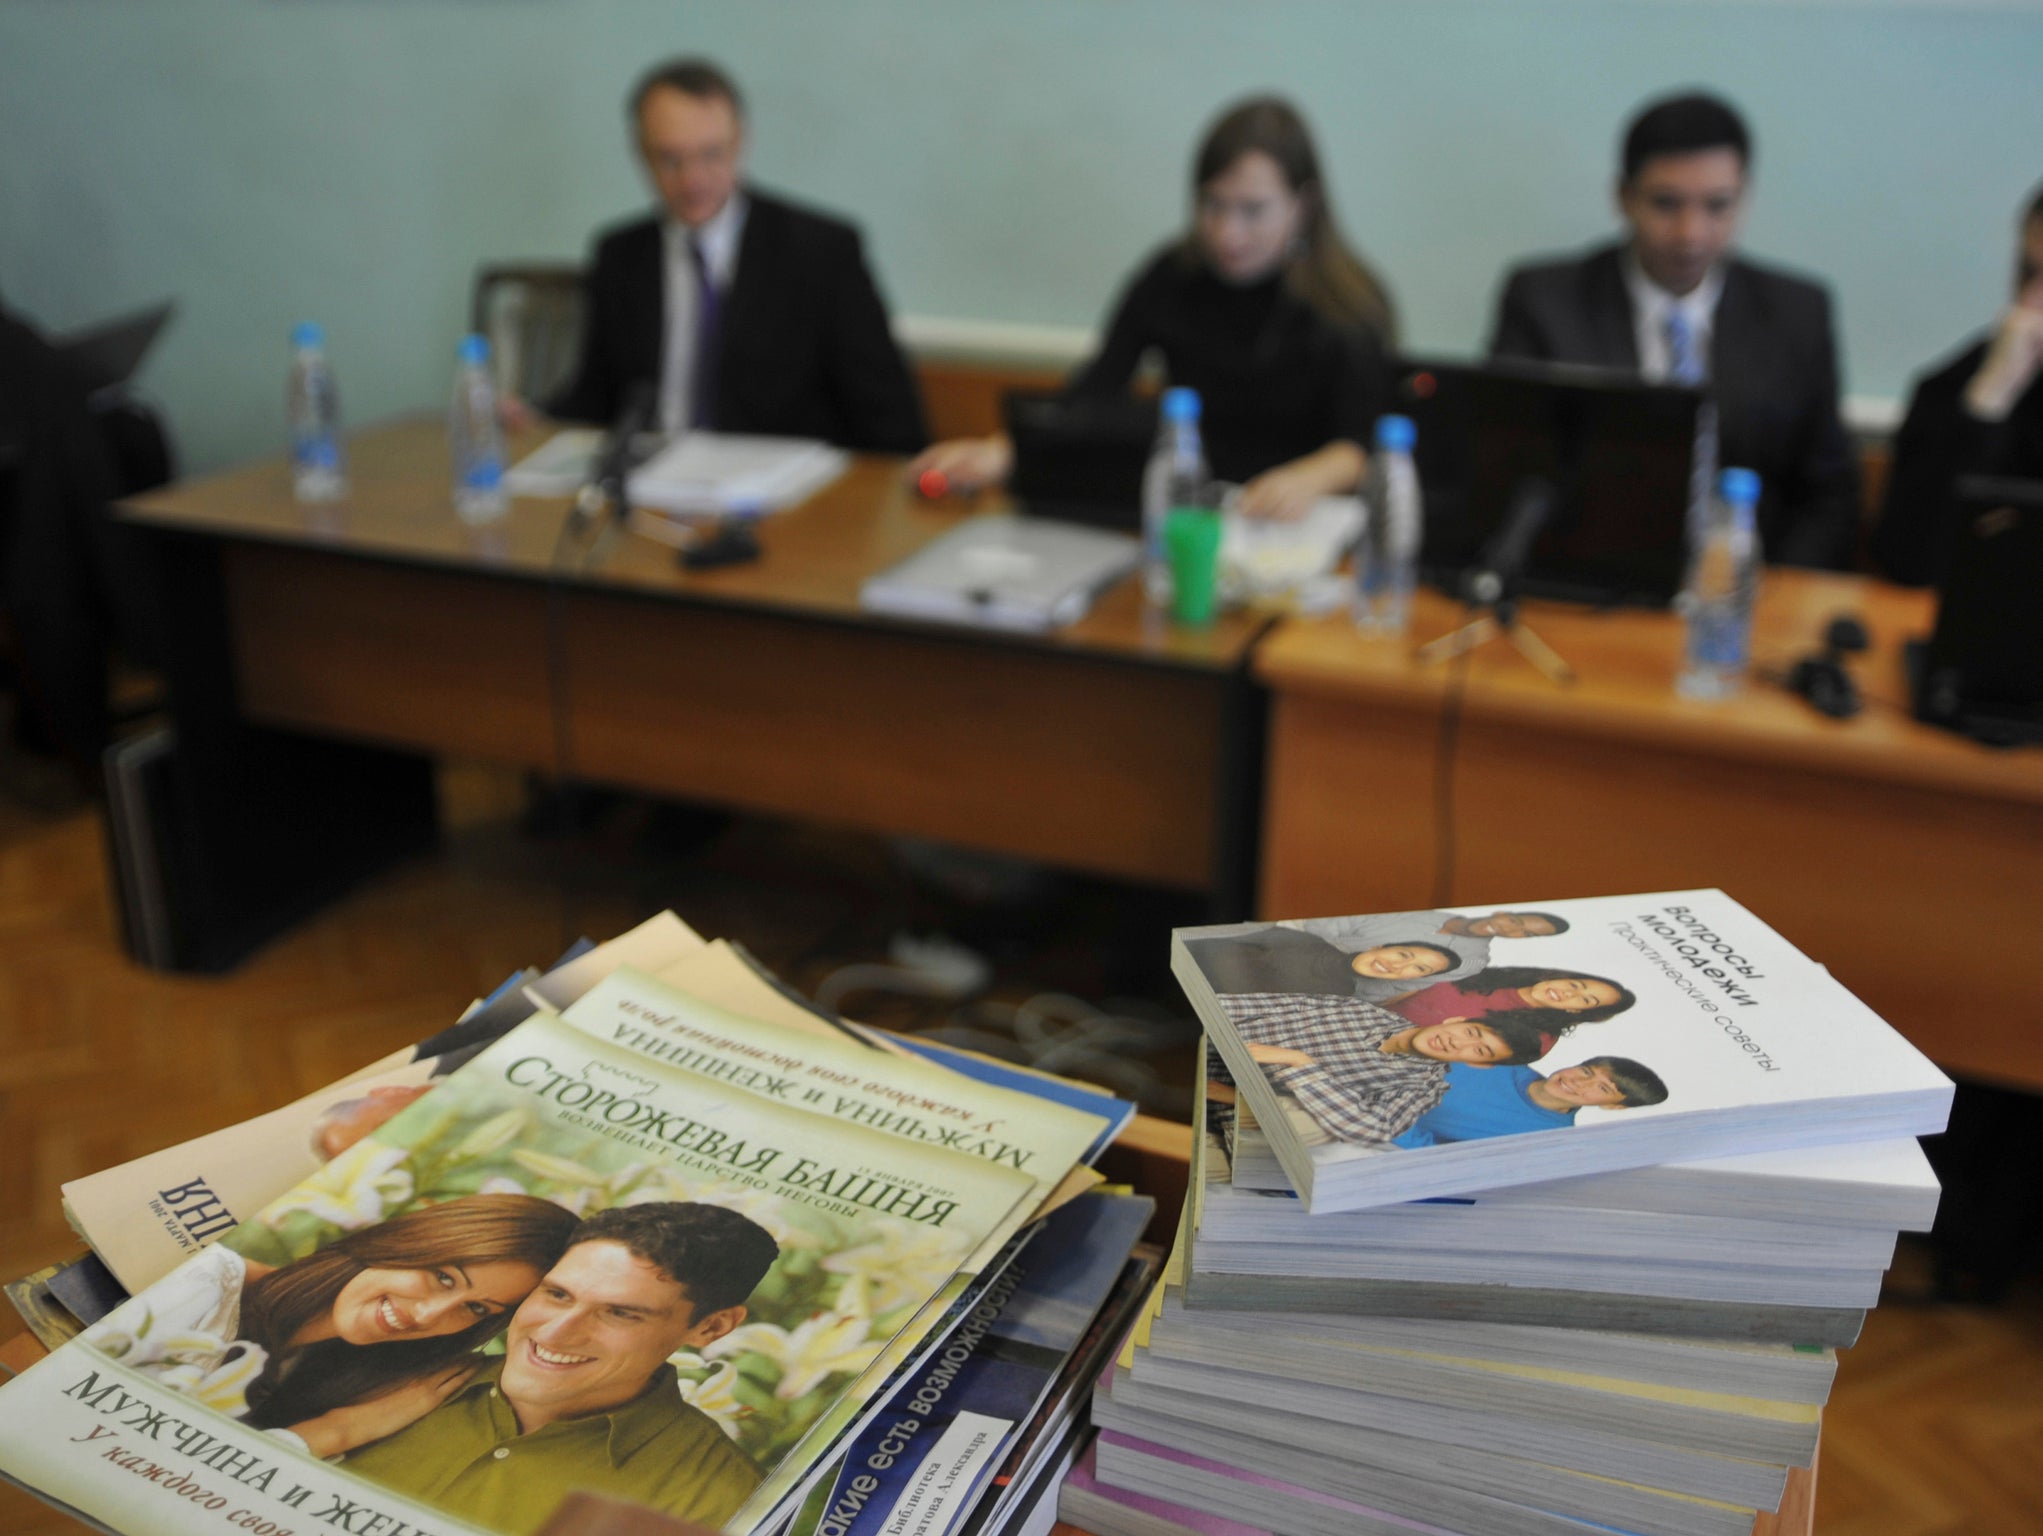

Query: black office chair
(470, 263), (586, 409)
(0, 307), (173, 776)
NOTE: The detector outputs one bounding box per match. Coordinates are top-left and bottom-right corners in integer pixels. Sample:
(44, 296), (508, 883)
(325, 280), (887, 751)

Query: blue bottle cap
(1161, 387), (1201, 423)
(458, 333), (491, 366)
(1718, 467), (1761, 505)
(291, 322), (324, 350)
(1374, 414), (1416, 452)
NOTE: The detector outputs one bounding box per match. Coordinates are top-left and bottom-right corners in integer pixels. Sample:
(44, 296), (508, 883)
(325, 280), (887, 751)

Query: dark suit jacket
(1489, 243), (1859, 570)
(1872, 336), (2043, 586)
(551, 189), (927, 453)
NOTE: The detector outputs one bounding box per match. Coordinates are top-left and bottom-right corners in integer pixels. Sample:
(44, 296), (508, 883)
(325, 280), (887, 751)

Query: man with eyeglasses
(550, 57), (926, 453)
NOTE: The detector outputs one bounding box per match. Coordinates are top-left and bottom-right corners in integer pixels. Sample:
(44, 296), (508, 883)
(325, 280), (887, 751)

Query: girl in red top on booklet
(1386, 966), (1638, 1032)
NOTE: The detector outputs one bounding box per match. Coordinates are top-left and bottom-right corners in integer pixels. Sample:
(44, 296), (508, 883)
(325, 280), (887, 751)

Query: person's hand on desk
(497, 393), (543, 436)
(1965, 278), (2043, 421)
(1234, 439), (1367, 521)
(906, 433), (1014, 498)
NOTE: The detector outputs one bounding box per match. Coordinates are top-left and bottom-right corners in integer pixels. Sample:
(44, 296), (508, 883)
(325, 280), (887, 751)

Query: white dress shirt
(1622, 251), (1726, 383)
(659, 192), (749, 435)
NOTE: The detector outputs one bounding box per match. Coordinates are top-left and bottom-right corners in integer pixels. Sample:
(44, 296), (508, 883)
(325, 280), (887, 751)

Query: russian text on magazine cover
(0, 1010), (1037, 1536)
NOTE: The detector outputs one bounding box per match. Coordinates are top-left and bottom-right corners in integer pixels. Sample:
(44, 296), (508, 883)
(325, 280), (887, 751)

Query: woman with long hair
(909, 95), (1395, 519)
(1385, 964), (1639, 1038)
(85, 1193), (578, 1456)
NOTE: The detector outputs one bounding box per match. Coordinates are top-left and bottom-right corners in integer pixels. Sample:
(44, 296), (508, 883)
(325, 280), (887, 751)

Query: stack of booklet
(1065, 889), (1955, 1536)
(0, 913), (1160, 1536)
(505, 427), (850, 517)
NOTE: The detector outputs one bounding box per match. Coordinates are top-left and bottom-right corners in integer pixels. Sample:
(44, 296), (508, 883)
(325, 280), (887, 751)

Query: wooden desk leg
(145, 530), (437, 972)
(1753, 1445), (1818, 1536)
(1207, 669), (1267, 922)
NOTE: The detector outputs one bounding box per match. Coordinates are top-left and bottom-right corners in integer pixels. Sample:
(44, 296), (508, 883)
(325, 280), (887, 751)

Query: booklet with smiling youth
(1176, 890), (1954, 1214)
(0, 1009), (1040, 1536)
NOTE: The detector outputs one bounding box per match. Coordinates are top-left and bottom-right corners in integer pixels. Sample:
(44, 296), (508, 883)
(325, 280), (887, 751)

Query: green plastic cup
(1165, 507), (1224, 627)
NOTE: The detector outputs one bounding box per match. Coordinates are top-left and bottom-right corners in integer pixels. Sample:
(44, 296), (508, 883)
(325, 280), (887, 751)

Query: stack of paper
(1065, 889), (1953, 1536)
(506, 427), (848, 514)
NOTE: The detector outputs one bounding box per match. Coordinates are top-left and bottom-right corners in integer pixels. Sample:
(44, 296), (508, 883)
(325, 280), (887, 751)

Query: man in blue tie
(552, 58), (927, 452)
(1488, 92), (1858, 569)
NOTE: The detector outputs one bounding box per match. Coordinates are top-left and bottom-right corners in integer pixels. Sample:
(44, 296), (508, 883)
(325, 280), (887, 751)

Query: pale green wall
(4, 0), (2040, 471)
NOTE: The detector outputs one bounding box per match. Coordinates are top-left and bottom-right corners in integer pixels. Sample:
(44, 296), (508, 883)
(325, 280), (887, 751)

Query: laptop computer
(860, 514), (1140, 633)
(1397, 356), (1702, 607)
(1002, 390), (1155, 531)
(1913, 475), (2043, 744)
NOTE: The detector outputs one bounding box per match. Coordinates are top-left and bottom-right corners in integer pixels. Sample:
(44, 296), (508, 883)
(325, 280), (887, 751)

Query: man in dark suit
(551, 58), (926, 453)
(1872, 183), (2043, 586)
(1489, 93), (1858, 570)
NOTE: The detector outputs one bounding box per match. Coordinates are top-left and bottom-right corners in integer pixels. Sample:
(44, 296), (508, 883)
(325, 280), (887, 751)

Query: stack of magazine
(1064, 889), (1955, 1536)
(0, 912), (1160, 1536)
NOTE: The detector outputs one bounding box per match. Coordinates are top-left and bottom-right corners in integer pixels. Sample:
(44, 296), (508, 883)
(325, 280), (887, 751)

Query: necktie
(1665, 308), (1707, 386)
(1665, 309), (1718, 546)
(688, 236), (723, 431)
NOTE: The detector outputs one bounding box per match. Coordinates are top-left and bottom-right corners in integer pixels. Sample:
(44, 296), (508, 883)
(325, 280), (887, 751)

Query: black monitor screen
(1918, 476), (2043, 736)
(1398, 357), (1702, 608)
(1003, 390), (1156, 531)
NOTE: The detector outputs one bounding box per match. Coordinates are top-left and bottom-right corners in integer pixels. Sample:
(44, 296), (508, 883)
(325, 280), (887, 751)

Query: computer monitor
(1396, 357), (1703, 607)
(1914, 475), (2043, 743)
(1002, 389), (1155, 531)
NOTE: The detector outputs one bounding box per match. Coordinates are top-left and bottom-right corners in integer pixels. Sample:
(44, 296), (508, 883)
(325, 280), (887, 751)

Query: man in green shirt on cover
(341, 1201), (780, 1535)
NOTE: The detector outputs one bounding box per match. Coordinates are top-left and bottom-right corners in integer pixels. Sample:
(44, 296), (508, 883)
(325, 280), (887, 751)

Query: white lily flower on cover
(166, 1342), (271, 1417)
(508, 1149), (613, 1187)
(821, 1218), (968, 1315)
(707, 1275), (886, 1400)
(510, 1155), (700, 1213)
(84, 1315), (271, 1419)
(450, 1109), (529, 1159)
(263, 1141), (413, 1230)
(670, 1357), (747, 1439)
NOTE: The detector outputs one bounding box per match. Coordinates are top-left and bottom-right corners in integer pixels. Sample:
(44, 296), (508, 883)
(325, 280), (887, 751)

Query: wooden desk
(1255, 572), (2043, 1090)
(123, 419), (1268, 968)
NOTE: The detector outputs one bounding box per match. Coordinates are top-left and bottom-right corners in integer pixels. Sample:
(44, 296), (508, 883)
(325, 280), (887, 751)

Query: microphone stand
(564, 384), (658, 568)
(1415, 477), (1576, 687)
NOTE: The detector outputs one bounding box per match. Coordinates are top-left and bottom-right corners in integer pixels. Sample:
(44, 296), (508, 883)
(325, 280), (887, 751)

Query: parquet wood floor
(0, 760), (2038, 1535)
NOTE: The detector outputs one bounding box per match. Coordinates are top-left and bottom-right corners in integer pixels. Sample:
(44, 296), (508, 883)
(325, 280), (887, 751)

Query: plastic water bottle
(1353, 414), (1422, 636)
(286, 322), (346, 503)
(449, 333), (509, 524)
(1678, 467), (1763, 700)
(1141, 387), (1210, 607)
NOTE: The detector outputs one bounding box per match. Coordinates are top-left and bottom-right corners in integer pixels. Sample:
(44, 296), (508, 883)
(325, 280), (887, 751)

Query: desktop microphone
(572, 383), (658, 530)
(1789, 614), (1871, 719)
(1464, 475), (1557, 607)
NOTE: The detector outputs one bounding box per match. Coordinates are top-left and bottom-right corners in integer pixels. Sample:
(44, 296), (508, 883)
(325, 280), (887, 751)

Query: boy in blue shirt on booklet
(1394, 1056), (1668, 1147)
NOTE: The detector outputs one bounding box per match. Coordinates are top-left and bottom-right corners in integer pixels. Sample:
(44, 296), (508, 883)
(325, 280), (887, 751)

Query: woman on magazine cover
(83, 1191), (578, 1456)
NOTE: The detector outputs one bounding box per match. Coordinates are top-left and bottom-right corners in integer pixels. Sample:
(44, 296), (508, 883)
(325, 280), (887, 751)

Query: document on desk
(504, 425), (607, 495)
(506, 428), (848, 513)
(1221, 494), (1363, 606)
(861, 514), (1141, 632)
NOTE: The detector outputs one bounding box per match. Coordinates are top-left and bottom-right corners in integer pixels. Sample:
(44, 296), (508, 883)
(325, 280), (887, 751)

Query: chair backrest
(471, 264), (586, 408)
